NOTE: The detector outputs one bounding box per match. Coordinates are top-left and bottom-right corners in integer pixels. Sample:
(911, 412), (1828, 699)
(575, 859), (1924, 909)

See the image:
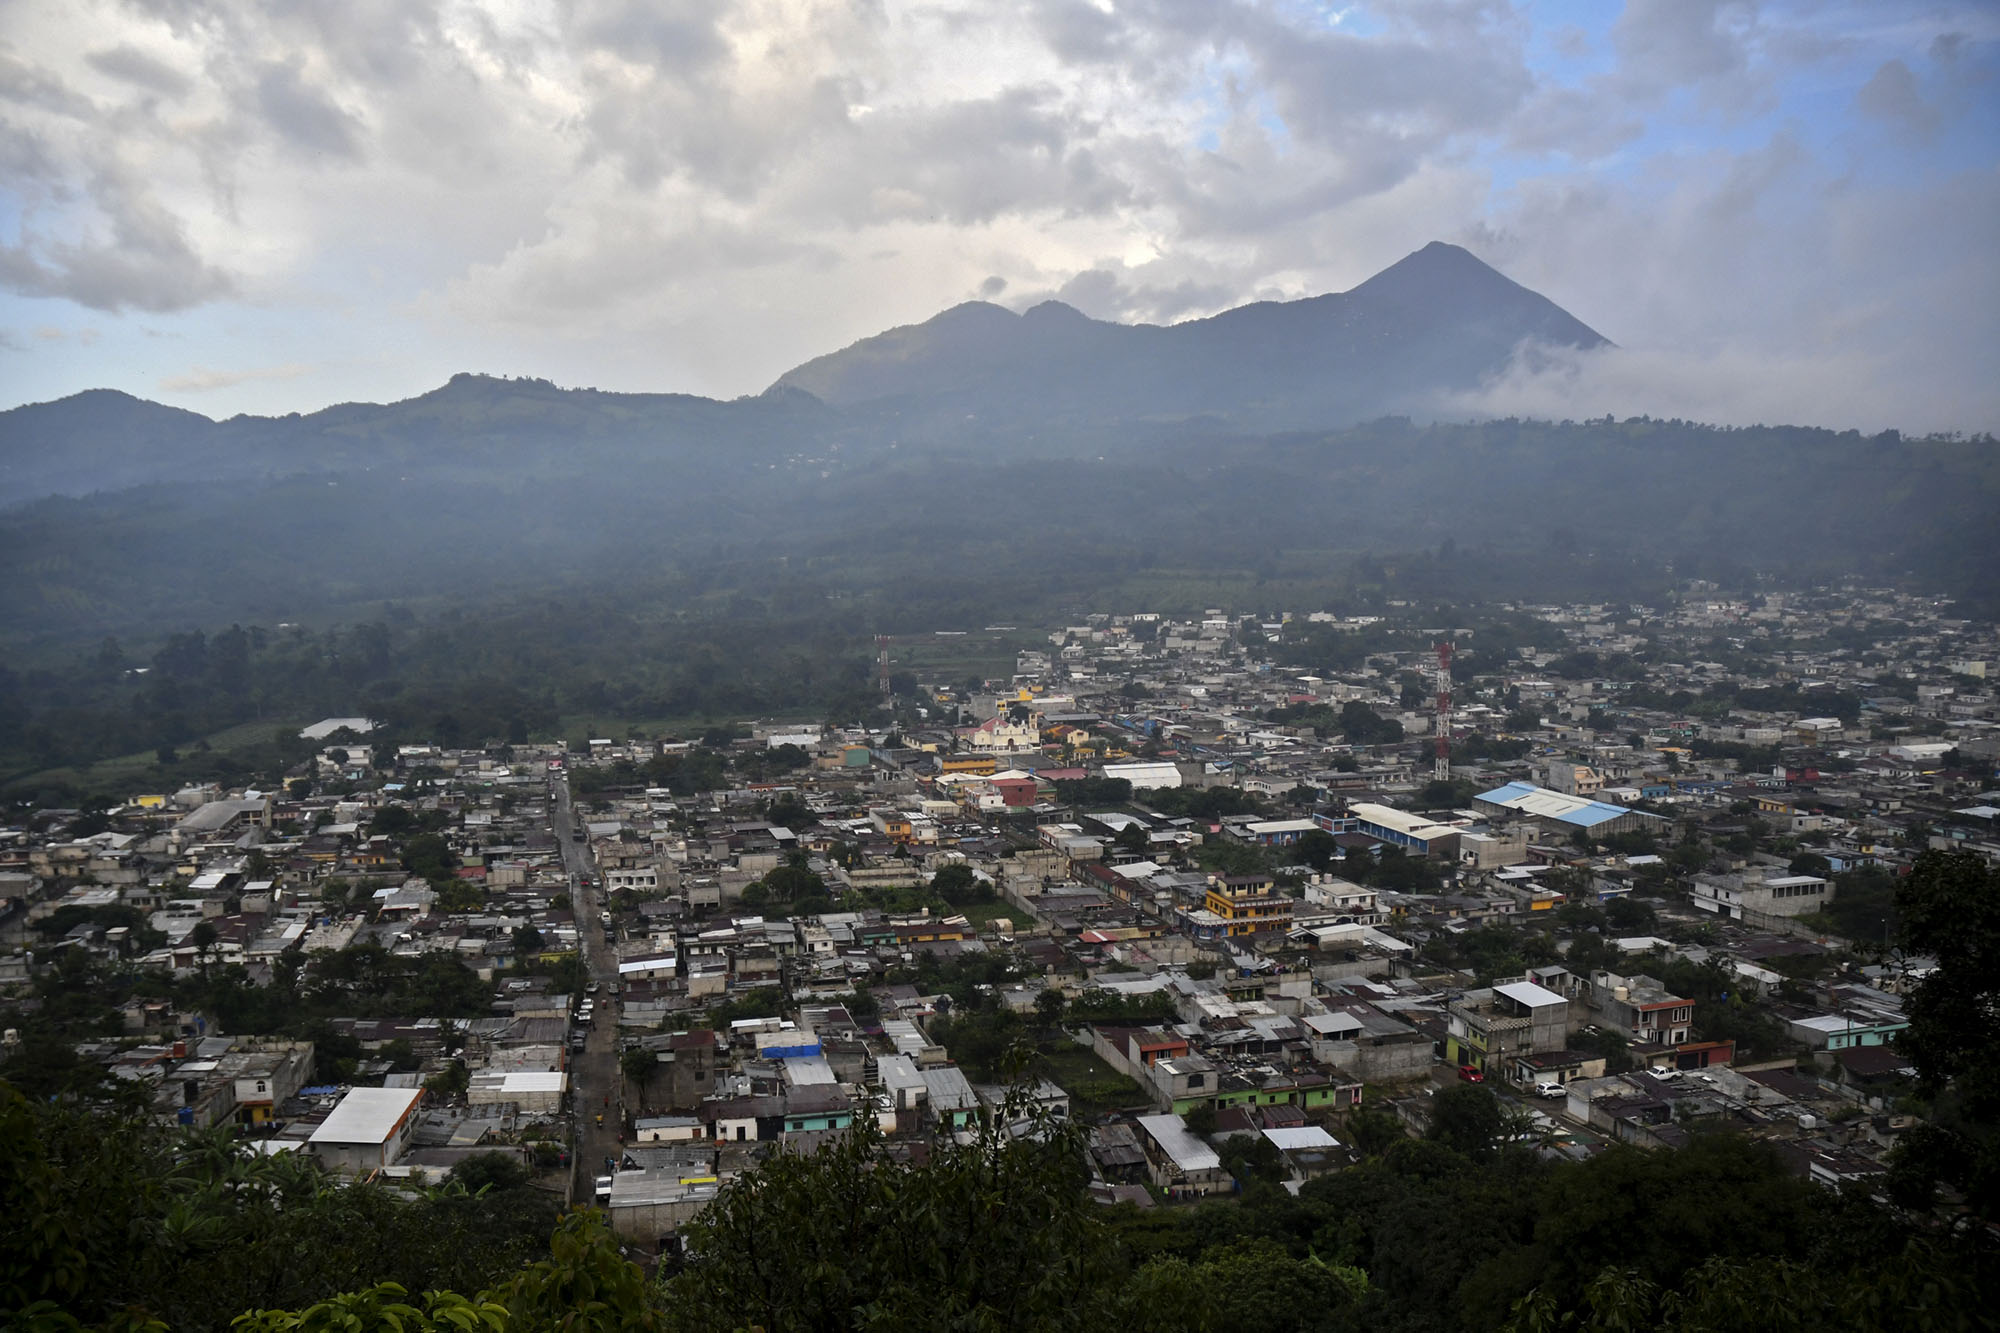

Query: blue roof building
(1473, 781), (1664, 838)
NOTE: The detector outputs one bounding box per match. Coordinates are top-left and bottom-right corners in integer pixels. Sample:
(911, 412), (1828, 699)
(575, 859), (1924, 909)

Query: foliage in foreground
(0, 1085), (559, 1333)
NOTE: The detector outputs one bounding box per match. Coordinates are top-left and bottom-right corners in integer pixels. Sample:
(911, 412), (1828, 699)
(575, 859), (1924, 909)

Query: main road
(552, 772), (624, 1205)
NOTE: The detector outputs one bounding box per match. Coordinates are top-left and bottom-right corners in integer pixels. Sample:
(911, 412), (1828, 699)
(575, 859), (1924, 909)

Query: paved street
(553, 774), (624, 1205)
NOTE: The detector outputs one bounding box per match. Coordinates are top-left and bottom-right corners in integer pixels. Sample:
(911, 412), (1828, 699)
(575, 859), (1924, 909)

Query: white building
(308, 1087), (422, 1173)
(1692, 870), (1833, 921)
(1105, 761), (1183, 790)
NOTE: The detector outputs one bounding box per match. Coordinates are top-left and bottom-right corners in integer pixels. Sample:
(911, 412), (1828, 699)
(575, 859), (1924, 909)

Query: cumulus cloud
(0, 166), (234, 312)
(0, 0), (1990, 430)
(83, 44), (193, 98)
(252, 59), (366, 162)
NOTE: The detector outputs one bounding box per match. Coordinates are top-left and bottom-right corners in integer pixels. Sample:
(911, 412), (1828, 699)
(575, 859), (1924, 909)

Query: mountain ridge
(0, 241), (1607, 504)
(770, 241), (1607, 428)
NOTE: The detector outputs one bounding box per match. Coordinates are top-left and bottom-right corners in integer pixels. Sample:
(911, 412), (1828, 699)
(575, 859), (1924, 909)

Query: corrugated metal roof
(1494, 980), (1566, 1009)
(310, 1087), (420, 1146)
(1476, 782), (1635, 828)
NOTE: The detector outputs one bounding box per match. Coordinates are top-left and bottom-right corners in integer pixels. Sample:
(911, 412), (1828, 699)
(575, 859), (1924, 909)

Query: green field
(5, 716), (310, 797)
(953, 899), (1026, 932)
(1038, 1041), (1148, 1117)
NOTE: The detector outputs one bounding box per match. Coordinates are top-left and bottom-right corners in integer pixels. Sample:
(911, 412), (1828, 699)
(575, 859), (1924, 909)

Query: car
(1533, 1082), (1566, 1100)
(586, 981), (601, 995)
(1457, 1065), (1485, 1083)
(593, 1175), (613, 1203)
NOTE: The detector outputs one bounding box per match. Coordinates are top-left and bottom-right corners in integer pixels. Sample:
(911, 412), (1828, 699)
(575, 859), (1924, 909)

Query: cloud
(0, 166), (235, 312)
(84, 44), (193, 98)
(1437, 337), (2000, 438)
(252, 59), (365, 161)
(1854, 59), (1939, 138)
(0, 0), (1990, 432)
(1441, 158), (2000, 436)
(158, 362), (311, 392)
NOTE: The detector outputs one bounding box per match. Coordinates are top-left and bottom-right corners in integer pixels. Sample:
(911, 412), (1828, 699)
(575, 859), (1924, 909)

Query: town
(5, 579), (1995, 1261)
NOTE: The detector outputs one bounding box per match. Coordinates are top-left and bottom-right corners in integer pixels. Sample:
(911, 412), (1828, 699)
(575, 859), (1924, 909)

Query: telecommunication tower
(1433, 640), (1453, 782)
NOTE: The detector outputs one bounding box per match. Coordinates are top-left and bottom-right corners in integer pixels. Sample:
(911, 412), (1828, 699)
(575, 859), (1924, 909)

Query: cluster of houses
(2, 580), (1994, 1237)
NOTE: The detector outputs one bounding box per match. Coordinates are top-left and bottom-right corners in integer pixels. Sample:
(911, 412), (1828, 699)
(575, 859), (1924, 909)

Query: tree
(930, 862), (991, 907)
(401, 833), (456, 879)
(1218, 1133), (1288, 1186)
(232, 1213), (661, 1333)
(1427, 1084), (1508, 1163)
(1339, 701), (1404, 745)
(1290, 829), (1341, 871)
(1344, 1106), (1407, 1158)
(435, 879), (484, 913)
(1116, 1236), (1366, 1332)
(425, 1059), (470, 1099)
(189, 918), (219, 970)
(759, 861), (824, 908)
(1888, 849), (2000, 1216)
(1572, 1025), (1634, 1074)
(448, 1151), (532, 1195)
(1604, 896), (1657, 934)
(662, 1098), (1108, 1332)
(511, 924), (545, 956)
(1034, 987), (1067, 1029)
(371, 804), (418, 837)
(620, 1047), (659, 1111)
(0, 1085), (565, 1329)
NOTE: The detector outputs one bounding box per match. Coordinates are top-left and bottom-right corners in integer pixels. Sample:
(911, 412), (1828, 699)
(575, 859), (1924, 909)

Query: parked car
(1457, 1065), (1485, 1083)
(593, 1175), (613, 1204)
(1533, 1082), (1566, 1099)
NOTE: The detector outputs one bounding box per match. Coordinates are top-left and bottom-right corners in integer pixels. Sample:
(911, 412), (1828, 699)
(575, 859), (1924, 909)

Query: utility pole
(1434, 640), (1453, 783)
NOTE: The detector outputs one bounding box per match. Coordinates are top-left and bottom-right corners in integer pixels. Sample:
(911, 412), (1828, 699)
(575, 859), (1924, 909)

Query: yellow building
(1203, 874), (1294, 938)
(869, 809), (914, 842)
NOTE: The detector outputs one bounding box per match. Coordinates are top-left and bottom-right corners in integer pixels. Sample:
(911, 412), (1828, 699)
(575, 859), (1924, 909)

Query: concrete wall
(1318, 1036), (1434, 1084)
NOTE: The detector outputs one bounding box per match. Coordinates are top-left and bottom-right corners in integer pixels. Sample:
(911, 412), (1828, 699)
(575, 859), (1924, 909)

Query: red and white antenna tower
(1433, 640), (1453, 782)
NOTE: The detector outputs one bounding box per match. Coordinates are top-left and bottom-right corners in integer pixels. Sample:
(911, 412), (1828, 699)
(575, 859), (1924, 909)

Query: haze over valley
(1, 5), (1997, 1332)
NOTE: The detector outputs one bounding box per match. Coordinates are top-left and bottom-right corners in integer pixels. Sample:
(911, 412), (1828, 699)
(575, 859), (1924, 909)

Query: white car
(1533, 1082), (1566, 1100)
(593, 1175), (613, 1203)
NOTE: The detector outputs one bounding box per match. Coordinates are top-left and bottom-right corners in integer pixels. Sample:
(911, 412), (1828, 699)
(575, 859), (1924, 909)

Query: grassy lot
(953, 899), (1027, 932)
(1037, 1041), (1149, 1118)
(4, 716), (307, 796)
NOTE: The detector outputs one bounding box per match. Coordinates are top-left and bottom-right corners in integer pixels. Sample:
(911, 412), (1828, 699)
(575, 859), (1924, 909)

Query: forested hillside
(2, 412), (1993, 646)
(2, 410), (1995, 795)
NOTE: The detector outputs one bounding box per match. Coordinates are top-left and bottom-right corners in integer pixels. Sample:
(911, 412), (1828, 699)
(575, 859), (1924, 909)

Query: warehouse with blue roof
(1472, 781), (1665, 839)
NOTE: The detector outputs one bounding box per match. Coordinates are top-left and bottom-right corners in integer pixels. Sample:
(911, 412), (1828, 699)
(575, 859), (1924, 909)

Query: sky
(0, 0), (1995, 432)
